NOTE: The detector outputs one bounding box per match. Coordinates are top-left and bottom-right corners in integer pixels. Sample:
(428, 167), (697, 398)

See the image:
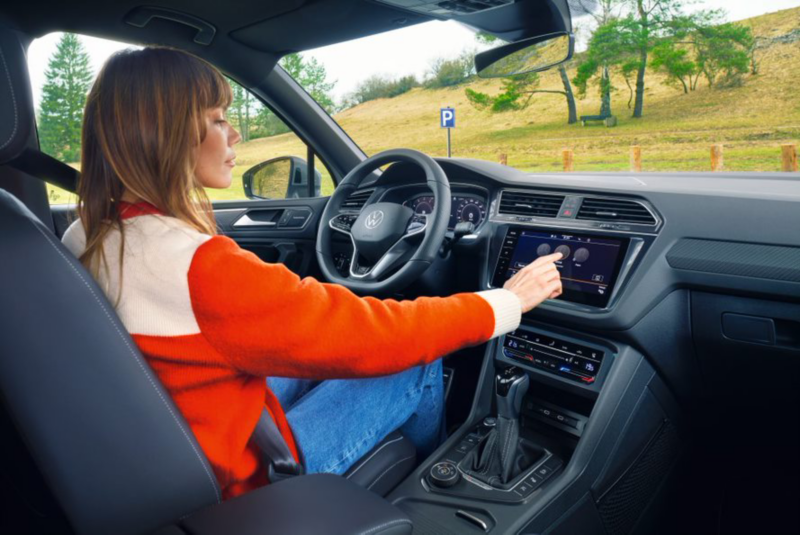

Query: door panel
(50, 197), (333, 280)
(213, 197), (331, 279)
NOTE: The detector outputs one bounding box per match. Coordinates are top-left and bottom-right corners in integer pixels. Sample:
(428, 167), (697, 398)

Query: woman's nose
(230, 125), (242, 145)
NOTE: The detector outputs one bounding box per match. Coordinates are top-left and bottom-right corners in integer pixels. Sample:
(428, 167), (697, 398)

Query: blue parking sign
(440, 108), (455, 128)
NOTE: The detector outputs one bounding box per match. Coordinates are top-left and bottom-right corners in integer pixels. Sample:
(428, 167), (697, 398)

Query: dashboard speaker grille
(340, 189), (374, 212)
(498, 191), (564, 218)
(577, 198), (656, 225)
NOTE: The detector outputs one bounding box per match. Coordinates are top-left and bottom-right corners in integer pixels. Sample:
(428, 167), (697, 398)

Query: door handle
(233, 214), (278, 228)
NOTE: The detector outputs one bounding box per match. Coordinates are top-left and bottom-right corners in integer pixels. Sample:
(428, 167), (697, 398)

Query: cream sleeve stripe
(475, 288), (522, 338)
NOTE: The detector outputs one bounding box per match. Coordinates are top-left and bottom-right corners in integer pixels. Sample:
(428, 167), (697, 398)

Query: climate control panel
(501, 329), (605, 386)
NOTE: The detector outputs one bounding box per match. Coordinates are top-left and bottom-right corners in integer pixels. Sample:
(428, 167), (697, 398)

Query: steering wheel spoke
(352, 227), (423, 281)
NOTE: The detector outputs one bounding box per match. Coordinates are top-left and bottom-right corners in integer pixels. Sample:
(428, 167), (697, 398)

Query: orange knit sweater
(61, 202), (522, 499)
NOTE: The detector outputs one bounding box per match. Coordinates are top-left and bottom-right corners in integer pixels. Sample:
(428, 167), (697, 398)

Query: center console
(384, 194), (682, 534)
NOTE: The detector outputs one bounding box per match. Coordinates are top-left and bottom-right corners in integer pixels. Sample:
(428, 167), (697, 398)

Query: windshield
(286, 0), (799, 174)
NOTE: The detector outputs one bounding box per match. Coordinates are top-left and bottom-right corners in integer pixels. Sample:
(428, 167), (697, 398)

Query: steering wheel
(316, 149), (450, 295)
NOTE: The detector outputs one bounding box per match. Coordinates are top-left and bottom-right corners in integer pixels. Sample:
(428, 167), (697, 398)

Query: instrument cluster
(402, 193), (487, 231)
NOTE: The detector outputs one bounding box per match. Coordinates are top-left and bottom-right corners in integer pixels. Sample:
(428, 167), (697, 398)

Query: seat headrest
(0, 28), (34, 164)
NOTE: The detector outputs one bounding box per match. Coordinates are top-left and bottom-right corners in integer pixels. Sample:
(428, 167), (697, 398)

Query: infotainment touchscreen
(491, 228), (629, 308)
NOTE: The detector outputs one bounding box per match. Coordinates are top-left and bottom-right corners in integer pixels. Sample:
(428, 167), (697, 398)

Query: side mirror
(243, 156), (322, 200)
(475, 32), (573, 78)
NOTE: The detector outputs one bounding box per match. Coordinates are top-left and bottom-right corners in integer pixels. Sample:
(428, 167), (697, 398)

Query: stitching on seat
(347, 435), (404, 478)
(356, 518), (413, 535)
(0, 48), (20, 151)
(366, 454), (415, 491)
(27, 218), (221, 503)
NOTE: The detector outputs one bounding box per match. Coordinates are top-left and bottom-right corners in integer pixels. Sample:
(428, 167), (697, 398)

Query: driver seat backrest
(0, 188), (222, 534)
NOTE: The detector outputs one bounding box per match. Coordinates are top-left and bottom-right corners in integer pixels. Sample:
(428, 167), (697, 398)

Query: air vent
(577, 198), (657, 225)
(499, 191), (565, 218)
(340, 189), (374, 212)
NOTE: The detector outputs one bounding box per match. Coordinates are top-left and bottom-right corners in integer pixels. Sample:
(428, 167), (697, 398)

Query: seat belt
(253, 408), (304, 482)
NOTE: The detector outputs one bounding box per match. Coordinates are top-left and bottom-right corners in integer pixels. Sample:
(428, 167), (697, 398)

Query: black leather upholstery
(0, 188), (221, 535)
(180, 474), (413, 535)
(0, 188), (419, 533)
(345, 431), (417, 496)
(0, 28), (34, 164)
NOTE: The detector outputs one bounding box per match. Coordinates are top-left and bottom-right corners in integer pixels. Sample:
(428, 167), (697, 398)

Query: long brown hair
(76, 46), (232, 304)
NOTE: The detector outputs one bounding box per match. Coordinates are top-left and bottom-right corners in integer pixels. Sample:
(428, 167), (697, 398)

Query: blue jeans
(267, 360), (444, 475)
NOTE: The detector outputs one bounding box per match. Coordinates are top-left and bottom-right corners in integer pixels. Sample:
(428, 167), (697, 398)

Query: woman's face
(195, 107), (241, 189)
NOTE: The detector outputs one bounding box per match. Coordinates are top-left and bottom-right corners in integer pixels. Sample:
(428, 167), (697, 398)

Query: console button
(527, 472), (544, 488)
(513, 481), (534, 497)
(429, 462), (460, 488)
(534, 464), (554, 480)
(465, 434), (481, 445)
(455, 441), (473, 455)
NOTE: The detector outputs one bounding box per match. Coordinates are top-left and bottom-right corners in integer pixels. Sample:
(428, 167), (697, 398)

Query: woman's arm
(188, 236), (521, 379)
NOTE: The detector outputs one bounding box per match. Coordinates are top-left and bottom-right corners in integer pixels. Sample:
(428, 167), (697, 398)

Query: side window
(27, 32), (335, 205)
(224, 81), (336, 202)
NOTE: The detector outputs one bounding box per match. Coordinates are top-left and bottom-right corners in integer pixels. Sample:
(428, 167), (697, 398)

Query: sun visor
(230, 0), (431, 54)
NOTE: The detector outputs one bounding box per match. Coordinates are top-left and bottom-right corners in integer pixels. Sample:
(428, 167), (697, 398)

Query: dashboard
(334, 158), (800, 333)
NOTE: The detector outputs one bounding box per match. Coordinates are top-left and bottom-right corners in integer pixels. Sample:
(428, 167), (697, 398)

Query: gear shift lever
(496, 366), (529, 420)
(463, 366), (535, 488)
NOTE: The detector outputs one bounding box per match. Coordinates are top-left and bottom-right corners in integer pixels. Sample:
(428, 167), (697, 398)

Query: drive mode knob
(429, 461), (460, 488)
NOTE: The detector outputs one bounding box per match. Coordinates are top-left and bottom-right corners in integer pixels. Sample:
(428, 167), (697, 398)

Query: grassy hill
(47, 7), (800, 204)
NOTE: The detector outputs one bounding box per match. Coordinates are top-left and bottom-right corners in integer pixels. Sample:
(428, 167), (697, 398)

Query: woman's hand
(503, 253), (563, 313)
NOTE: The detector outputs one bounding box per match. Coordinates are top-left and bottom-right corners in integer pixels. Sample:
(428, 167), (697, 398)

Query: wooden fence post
(499, 153), (508, 166)
(711, 144), (724, 172)
(631, 146), (642, 172)
(563, 149), (574, 172)
(781, 144), (798, 172)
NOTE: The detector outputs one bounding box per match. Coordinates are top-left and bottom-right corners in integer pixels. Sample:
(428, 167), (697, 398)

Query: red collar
(118, 201), (166, 220)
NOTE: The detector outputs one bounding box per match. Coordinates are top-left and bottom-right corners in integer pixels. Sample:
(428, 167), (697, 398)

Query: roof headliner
(1, 0), (570, 85)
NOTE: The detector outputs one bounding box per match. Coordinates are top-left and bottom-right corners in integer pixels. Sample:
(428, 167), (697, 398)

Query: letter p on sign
(440, 108), (455, 128)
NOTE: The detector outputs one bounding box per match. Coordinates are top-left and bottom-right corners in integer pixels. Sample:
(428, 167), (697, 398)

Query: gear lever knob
(496, 366), (529, 420)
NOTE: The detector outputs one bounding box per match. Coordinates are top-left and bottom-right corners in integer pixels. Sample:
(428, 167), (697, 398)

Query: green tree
(470, 32), (576, 123)
(228, 79), (256, 142)
(650, 39), (700, 93)
(38, 33), (93, 162)
(694, 22), (754, 88)
(570, 0), (627, 116)
(573, 18), (640, 115)
(650, 15), (754, 92)
(280, 53), (336, 112)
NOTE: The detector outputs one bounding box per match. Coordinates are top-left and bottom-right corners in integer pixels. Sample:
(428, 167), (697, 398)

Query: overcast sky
(27, 0), (800, 105)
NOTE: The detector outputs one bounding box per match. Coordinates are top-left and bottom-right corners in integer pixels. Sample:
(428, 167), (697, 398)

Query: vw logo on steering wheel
(365, 210), (384, 229)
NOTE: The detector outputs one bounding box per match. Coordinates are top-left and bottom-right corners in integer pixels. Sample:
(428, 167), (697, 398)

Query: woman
(61, 47), (563, 500)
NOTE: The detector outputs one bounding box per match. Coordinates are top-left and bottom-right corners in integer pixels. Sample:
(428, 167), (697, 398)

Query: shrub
(349, 74), (420, 105)
(425, 52), (475, 88)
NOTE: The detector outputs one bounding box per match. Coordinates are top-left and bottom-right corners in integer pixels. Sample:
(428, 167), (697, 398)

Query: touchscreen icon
(555, 245), (571, 260)
(536, 243), (552, 256)
(574, 248), (590, 263)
